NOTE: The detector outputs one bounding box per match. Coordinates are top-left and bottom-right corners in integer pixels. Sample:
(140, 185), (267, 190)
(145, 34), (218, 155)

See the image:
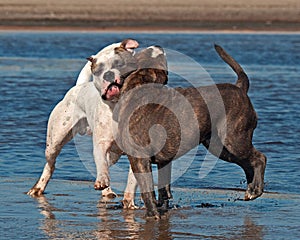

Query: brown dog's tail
(214, 44), (249, 93)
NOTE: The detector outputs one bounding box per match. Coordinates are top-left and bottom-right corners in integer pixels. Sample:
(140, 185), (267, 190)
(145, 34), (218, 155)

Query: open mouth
(101, 70), (136, 101)
(102, 82), (123, 100)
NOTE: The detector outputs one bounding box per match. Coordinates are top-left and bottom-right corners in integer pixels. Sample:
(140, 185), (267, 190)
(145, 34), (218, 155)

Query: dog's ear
(120, 39), (139, 52)
(87, 56), (96, 63)
(114, 47), (127, 54)
(87, 56), (98, 73)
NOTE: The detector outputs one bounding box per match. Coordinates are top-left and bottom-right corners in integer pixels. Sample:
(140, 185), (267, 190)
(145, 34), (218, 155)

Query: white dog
(28, 39), (139, 208)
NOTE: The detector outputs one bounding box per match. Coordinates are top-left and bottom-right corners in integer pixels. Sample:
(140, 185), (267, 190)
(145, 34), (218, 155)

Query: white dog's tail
(76, 61), (92, 85)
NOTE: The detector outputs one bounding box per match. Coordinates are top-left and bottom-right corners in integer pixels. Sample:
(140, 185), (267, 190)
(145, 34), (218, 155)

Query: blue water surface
(0, 32), (299, 239)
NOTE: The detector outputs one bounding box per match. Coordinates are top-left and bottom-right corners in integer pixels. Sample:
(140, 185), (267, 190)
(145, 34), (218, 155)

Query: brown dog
(111, 44), (267, 218)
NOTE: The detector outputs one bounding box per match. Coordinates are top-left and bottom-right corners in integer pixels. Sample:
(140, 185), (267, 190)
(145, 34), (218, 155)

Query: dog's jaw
(102, 83), (122, 101)
(88, 39), (139, 100)
(106, 85), (120, 99)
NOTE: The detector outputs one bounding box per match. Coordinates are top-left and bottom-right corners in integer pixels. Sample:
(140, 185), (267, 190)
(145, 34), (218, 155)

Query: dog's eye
(92, 63), (105, 75)
(113, 59), (125, 68)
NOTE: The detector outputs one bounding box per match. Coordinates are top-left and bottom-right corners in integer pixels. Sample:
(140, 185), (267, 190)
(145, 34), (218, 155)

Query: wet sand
(0, 0), (299, 31)
(2, 177), (300, 239)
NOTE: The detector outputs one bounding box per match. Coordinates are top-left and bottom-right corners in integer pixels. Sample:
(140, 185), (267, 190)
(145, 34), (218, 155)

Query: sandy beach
(0, 0), (299, 31)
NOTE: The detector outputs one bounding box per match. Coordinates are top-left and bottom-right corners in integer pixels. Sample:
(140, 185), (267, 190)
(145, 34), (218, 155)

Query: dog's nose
(103, 71), (115, 82)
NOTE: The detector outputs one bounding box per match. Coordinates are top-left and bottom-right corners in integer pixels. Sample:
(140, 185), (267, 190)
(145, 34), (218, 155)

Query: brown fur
(111, 44), (266, 218)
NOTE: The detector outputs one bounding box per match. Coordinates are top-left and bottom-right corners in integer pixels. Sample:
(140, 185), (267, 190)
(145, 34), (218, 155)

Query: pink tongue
(106, 86), (120, 99)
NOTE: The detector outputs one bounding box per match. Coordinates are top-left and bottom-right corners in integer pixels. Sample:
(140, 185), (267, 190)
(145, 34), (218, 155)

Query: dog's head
(88, 39), (139, 100)
(135, 45), (168, 73)
(119, 45), (168, 94)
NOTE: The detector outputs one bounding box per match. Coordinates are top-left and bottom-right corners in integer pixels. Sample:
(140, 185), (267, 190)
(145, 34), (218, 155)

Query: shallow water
(0, 32), (299, 239)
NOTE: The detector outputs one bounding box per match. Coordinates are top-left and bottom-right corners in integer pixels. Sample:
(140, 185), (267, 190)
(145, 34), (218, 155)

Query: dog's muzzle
(101, 70), (136, 101)
(102, 82), (123, 100)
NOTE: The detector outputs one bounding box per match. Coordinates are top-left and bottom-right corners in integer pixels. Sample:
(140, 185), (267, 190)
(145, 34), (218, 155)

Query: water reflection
(34, 194), (264, 239)
(35, 196), (62, 239)
(96, 199), (173, 239)
(241, 217), (264, 240)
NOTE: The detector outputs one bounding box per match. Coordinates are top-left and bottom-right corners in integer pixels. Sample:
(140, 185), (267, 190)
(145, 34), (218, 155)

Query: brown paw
(244, 184), (263, 201)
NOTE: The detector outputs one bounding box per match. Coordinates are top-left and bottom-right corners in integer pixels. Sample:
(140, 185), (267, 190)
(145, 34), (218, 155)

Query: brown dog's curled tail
(214, 44), (249, 93)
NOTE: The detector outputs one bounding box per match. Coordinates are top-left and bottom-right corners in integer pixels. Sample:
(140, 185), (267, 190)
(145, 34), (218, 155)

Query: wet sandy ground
(1, 177), (299, 239)
(0, 0), (299, 31)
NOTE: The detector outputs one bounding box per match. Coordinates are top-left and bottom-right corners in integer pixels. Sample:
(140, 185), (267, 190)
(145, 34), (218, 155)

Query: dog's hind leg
(220, 125), (266, 200)
(242, 148), (267, 200)
(203, 134), (266, 201)
(219, 145), (266, 200)
(27, 101), (86, 196)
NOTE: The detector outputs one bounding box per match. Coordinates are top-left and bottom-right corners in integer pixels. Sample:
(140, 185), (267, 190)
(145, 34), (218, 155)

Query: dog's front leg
(157, 161), (173, 209)
(93, 140), (111, 191)
(128, 156), (159, 219)
(122, 166), (138, 209)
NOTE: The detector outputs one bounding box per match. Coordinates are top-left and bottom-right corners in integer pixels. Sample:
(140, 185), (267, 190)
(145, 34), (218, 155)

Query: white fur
(28, 42), (138, 207)
(76, 43), (122, 85)
(76, 61), (92, 85)
(148, 46), (164, 58)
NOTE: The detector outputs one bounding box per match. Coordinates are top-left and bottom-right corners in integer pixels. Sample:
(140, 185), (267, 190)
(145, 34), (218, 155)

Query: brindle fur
(111, 44), (267, 218)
